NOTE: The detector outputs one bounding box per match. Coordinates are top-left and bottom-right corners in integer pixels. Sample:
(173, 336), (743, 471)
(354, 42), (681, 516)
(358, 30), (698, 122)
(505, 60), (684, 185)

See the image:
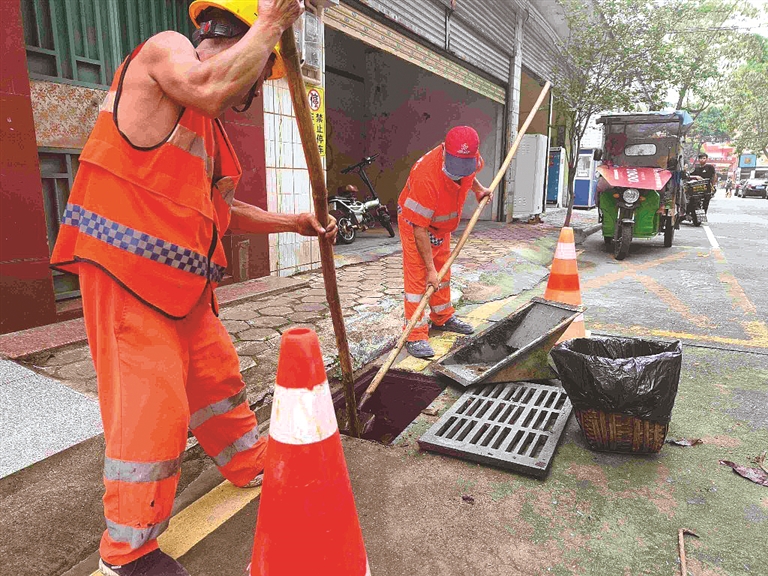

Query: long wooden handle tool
(279, 26), (361, 437)
(358, 81), (552, 409)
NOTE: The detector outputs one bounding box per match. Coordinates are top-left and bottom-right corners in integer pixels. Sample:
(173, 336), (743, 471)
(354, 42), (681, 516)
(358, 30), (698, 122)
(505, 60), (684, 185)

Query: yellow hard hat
(188, 0), (286, 80)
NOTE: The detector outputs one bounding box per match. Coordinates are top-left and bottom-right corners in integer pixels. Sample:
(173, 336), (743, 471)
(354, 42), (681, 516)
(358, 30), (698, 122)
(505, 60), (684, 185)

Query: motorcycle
(681, 178), (710, 227)
(596, 111), (692, 260)
(328, 154), (395, 245)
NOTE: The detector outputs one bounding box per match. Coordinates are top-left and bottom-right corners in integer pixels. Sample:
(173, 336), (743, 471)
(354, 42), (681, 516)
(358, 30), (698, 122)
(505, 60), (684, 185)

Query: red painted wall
(0, 0), (57, 334)
(223, 97), (270, 280)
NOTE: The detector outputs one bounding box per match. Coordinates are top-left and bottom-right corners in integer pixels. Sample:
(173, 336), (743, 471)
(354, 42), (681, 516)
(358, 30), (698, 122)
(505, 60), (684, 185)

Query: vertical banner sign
(306, 86), (326, 157)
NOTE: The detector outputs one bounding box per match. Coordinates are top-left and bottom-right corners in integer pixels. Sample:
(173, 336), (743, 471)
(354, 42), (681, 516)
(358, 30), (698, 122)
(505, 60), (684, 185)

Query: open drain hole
(331, 368), (443, 445)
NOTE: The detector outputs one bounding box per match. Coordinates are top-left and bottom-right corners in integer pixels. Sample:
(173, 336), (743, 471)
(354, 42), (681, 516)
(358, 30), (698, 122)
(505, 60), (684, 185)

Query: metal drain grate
(418, 381), (572, 478)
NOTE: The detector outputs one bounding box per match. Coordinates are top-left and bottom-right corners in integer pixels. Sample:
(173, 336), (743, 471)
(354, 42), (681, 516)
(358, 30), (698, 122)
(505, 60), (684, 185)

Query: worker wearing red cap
(398, 126), (492, 358)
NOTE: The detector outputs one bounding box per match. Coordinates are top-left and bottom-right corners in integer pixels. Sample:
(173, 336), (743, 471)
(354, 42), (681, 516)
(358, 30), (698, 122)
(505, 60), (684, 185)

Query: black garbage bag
(550, 337), (682, 424)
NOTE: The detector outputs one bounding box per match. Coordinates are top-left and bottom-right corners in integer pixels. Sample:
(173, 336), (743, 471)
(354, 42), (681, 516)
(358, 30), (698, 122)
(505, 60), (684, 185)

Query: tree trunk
(564, 164), (577, 227)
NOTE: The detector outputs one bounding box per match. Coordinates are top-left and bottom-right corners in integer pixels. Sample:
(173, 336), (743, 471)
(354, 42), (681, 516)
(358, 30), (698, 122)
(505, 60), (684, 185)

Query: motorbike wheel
(663, 216), (674, 247)
(614, 223), (632, 260)
(336, 215), (356, 245)
(377, 211), (395, 237)
(692, 210), (701, 227)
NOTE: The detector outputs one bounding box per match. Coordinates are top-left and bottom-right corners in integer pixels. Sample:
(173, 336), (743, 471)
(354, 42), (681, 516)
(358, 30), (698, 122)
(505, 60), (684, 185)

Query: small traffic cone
(250, 327), (369, 576)
(543, 227), (585, 341)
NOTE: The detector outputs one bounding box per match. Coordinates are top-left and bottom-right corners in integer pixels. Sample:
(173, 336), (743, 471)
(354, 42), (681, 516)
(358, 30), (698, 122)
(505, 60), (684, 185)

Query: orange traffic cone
(250, 327), (369, 576)
(544, 227), (585, 341)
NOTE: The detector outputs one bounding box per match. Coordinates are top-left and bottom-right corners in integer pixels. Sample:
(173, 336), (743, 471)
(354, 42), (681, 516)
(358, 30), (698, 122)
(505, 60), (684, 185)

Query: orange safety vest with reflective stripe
(51, 43), (242, 318)
(397, 145), (484, 234)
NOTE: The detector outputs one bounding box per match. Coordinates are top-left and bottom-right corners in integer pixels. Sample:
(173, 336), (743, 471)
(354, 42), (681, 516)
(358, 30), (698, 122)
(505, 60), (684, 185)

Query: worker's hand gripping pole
(359, 82), (552, 409)
(279, 27), (362, 437)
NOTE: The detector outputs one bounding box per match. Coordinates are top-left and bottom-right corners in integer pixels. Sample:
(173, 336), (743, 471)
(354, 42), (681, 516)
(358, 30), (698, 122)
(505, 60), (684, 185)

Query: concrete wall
(0, 2), (57, 334)
(325, 29), (504, 220)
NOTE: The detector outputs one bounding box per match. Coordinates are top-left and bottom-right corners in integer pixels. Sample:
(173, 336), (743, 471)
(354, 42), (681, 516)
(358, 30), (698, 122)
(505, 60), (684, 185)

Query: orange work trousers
(80, 264), (267, 565)
(399, 214), (455, 341)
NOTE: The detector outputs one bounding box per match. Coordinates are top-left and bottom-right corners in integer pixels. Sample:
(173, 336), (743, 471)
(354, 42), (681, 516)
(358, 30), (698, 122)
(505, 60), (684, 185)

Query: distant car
(738, 175), (768, 198)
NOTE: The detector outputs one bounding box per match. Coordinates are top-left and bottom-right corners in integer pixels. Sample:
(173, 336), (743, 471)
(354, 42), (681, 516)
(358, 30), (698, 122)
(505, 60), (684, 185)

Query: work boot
(405, 340), (435, 358)
(433, 316), (474, 335)
(242, 472), (263, 488)
(99, 549), (189, 576)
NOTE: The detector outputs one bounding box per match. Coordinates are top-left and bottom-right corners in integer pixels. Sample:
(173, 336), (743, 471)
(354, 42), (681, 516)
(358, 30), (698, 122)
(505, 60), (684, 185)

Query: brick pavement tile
(246, 316), (290, 329)
(296, 303), (327, 312)
(336, 287), (359, 294)
(238, 356), (256, 373)
(56, 359), (97, 382)
(221, 320), (249, 333)
(384, 288), (403, 296)
(219, 306), (261, 321)
(300, 295), (328, 303)
(261, 306), (294, 316)
(234, 341), (268, 356)
(238, 328), (280, 341)
(304, 289), (328, 297)
(39, 345), (92, 367)
(356, 297), (385, 306)
(288, 311), (326, 323)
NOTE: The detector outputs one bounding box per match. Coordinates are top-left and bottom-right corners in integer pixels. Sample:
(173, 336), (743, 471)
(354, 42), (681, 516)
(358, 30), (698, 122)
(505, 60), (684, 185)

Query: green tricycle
(596, 111), (693, 260)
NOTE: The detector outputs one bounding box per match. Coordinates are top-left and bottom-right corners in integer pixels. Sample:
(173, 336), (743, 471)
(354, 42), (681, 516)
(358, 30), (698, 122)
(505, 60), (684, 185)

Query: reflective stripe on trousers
(398, 214), (455, 342)
(80, 264), (266, 565)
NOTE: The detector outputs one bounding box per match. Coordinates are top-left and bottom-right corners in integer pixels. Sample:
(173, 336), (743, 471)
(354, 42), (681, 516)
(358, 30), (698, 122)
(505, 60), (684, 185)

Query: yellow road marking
(591, 322), (768, 350)
(582, 251), (689, 290)
(631, 274), (711, 329)
(90, 482), (261, 575)
(719, 271), (758, 315)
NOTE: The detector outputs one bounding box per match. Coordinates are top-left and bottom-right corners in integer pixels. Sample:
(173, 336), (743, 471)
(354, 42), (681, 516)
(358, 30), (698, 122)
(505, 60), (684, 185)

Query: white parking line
(703, 224), (720, 250)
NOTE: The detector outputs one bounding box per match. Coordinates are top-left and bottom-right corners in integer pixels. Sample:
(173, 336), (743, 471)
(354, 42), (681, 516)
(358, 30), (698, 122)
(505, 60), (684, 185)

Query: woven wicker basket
(574, 409), (668, 453)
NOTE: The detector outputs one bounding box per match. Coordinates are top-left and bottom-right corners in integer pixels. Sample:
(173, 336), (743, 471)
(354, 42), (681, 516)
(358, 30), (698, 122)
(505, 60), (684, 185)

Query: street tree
(724, 36), (768, 157)
(552, 0), (754, 225)
(553, 0), (671, 225)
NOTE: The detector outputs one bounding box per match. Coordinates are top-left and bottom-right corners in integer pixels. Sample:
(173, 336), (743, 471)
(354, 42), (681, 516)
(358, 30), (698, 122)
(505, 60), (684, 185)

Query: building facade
(1, 0), (566, 334)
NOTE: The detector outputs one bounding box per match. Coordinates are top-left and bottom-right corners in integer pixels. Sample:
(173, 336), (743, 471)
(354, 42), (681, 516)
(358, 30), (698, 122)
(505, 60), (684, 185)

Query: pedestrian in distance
(725, 177), (733, 198)
(49, 1), (335, 575)
(688, 152), (717, 213)
(397, 126), (492, 359)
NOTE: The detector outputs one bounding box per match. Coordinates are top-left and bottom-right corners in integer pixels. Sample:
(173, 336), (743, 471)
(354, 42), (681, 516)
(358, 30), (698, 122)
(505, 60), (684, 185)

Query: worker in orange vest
(398, 126), (491, 358)
(48, 1), (334, 575)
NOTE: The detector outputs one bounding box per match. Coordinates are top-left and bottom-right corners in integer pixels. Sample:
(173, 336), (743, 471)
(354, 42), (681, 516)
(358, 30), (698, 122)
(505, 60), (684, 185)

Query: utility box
(547, 147), (566, 207)
(573, 148), (600, 209)
(512, 134), (548, 218)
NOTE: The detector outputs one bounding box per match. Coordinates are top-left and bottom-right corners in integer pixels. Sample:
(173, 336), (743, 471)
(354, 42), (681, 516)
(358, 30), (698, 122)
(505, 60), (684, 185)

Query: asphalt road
(579, 189), (768, 351)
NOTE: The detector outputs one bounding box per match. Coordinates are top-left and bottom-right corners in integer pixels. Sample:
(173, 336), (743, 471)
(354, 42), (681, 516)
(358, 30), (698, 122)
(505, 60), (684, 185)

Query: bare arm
(142, 0), (302, 117)
(229, 200), (337, 242)
(471, 177), (492, 201)
(412, 225), (439, 291)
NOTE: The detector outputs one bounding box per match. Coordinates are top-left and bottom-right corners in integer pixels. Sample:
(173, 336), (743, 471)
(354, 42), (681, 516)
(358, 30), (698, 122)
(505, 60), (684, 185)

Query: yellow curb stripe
(590, 322), (768, 350)
(90, 482), (261, 575)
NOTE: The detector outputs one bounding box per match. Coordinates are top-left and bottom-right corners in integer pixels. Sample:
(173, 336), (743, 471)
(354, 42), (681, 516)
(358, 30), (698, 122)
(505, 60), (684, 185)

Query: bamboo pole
(358, 81), (552, 409)
(279, 27), (361, 437)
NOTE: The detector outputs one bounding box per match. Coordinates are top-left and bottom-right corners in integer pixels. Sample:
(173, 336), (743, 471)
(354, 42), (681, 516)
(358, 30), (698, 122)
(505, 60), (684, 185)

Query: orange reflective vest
(51, 43), (242, 318)
(397, 145), (484, 234)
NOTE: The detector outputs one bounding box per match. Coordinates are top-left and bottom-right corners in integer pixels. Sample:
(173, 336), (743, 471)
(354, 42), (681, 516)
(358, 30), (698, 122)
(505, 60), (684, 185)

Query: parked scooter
(328, 154), (395, 244)
(682, 178), (710, 227)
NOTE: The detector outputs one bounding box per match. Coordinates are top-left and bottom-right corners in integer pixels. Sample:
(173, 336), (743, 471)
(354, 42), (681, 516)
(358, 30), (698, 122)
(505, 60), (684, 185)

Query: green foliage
(724, 36), (768, 156)
(552, 0), (758, 223)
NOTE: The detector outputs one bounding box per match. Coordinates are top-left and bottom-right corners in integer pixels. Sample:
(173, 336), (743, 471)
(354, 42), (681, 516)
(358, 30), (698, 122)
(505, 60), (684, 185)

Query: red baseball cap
(444, 126), (479, 178)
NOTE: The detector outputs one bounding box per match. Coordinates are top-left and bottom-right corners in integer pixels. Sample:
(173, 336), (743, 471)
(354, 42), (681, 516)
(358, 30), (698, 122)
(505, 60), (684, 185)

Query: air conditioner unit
(512, 134), (548, 218)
